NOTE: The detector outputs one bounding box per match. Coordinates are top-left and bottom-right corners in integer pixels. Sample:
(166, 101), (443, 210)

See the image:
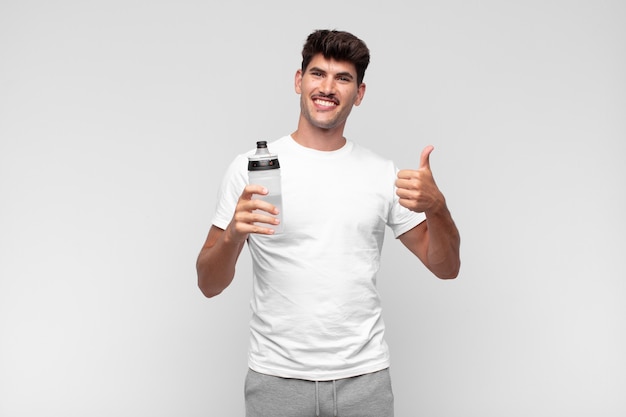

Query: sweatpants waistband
(244, 368), (394, 417)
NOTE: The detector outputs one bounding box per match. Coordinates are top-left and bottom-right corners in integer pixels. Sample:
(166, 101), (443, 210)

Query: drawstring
(315, 381), (320, 417)
(333, 380), (337, 417)
(315, 380), (338, 417)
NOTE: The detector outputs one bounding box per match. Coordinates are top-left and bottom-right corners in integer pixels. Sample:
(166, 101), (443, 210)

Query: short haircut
(301, 30), (370, 85)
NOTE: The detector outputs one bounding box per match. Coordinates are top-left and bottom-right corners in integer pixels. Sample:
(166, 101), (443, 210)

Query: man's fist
(395, 145), (445, 214)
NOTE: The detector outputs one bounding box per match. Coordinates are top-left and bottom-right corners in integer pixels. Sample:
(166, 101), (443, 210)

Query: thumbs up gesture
(395, 145), (445, 214)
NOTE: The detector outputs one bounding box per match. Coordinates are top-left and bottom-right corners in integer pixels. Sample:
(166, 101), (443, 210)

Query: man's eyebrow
(335, 71), (354, 80)
(308, 66), (327, 74)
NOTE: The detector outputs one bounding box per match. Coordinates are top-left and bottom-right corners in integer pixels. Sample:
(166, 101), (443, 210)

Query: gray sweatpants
(244, 368), (394, 417)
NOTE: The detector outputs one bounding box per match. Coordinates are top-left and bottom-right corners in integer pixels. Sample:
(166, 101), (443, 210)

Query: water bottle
(248, 141), (283, 233)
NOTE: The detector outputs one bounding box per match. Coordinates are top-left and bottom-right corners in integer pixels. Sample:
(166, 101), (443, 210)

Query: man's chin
(312, 115), (344, 130)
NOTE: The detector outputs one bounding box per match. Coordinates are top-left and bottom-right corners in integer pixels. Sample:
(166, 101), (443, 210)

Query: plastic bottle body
(247, 142), (283, 233)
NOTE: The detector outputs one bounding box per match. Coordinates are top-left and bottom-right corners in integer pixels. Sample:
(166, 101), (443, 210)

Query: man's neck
(291, 121), (347, 152)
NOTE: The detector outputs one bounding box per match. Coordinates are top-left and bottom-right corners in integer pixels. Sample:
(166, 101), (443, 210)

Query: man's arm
(395, 145), (461, 279)
(196, 185), (280, 297)
(196, 225), (245, 298)
(398, 209), (460, 279)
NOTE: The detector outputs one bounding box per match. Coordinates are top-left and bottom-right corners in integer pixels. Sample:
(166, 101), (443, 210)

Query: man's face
(295, 54), (366, 131)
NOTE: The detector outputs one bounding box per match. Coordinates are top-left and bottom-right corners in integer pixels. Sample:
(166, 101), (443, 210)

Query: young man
(197, 29), (460, 417)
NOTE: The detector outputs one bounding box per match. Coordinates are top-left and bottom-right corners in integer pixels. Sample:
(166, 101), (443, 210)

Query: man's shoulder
(349, 141), (394, 165)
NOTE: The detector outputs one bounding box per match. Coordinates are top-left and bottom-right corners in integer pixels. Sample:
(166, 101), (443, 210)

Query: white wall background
(1, 0), (624, 416)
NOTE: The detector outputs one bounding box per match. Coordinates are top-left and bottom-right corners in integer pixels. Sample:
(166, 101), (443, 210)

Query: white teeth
(314, 99), (336, 107)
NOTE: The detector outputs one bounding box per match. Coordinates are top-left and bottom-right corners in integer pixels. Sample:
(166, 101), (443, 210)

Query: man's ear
(354, 82), (366, 106)
(295, 69), (303, 94)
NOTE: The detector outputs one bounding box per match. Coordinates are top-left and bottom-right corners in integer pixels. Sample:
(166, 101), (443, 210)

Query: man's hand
(395, 145), (445, 214)
(197, 184), (279, 298)
(226, 185), (281, 241)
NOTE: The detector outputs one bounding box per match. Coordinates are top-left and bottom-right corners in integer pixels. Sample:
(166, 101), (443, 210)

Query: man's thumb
(419, 145), (434, 169)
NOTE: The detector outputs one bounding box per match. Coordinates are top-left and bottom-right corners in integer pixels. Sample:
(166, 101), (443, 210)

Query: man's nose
(318, 77), (335, 95)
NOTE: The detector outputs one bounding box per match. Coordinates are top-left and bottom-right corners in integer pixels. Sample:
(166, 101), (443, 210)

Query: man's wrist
(424, 196), (448, 218)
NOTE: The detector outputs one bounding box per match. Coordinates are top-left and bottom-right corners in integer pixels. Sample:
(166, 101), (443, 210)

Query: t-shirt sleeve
(387, 165), (426, 238)
(211, 154), (248, 230)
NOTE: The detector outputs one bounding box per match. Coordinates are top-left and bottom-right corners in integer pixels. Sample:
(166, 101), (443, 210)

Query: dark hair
(301, 29), (370, 85)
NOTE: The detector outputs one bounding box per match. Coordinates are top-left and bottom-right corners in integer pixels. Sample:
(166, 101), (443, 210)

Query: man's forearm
(425, 203), (461, 279)
(196, 226), (246, 297)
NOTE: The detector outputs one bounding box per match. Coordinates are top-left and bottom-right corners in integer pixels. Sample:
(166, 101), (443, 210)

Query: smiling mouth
(313, 96), (339, 108)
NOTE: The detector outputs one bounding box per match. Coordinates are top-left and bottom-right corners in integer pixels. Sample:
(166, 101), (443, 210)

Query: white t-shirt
(212, 136), (425, 381)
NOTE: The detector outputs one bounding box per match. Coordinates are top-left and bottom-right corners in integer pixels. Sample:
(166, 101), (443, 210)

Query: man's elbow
(436, 270), (459, 280)
(432, 260), (461, 280)
(197, 268), (226, 298)
(198, 282), (224, 298)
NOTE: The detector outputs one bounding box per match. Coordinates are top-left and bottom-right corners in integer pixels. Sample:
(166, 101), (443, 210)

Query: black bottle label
(248, 158), (280, 171)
